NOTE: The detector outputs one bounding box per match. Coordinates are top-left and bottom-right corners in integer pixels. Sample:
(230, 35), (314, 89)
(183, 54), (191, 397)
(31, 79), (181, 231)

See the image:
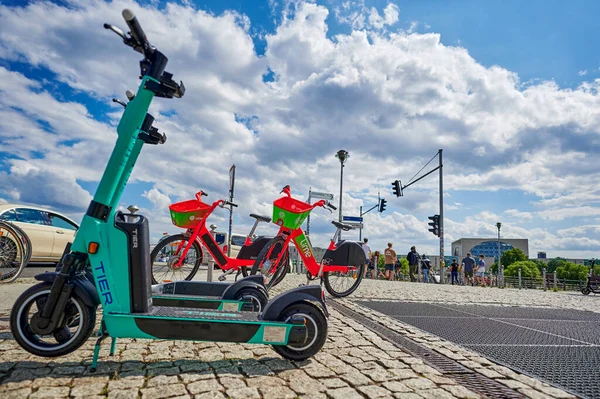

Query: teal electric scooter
(10, 10), (328, 368)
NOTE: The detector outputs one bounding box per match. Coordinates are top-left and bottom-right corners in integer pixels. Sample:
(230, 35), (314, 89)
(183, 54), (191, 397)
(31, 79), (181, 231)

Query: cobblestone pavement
(0, 276), (593, 398)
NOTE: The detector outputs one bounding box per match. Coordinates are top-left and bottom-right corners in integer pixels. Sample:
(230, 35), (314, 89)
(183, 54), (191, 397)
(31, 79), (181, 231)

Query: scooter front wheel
(582, 287), (591, 295)
(10, 282), (96, 357)
(234, 287), (268, 312)
(272, 302), (327, 361)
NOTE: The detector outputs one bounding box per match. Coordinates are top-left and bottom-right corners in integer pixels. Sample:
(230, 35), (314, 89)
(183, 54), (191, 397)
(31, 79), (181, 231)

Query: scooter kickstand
(110, 337), (117, 356)
(90, 321), (108, 372)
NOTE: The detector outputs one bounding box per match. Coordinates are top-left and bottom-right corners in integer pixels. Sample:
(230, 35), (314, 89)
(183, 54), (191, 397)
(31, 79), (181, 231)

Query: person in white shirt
(362, 238), (372, 278)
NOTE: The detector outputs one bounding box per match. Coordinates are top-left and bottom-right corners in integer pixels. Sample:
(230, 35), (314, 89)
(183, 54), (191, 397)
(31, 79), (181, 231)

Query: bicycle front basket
(272, 197), (312, 229)
(169, 200), (210, 228)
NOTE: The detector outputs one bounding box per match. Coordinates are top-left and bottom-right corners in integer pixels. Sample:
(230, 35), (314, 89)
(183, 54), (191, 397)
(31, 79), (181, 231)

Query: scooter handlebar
(122, 9), (153, 57)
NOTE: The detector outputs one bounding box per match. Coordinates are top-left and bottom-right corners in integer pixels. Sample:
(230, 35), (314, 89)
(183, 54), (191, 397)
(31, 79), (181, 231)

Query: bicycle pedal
(218, 275), (226, 281)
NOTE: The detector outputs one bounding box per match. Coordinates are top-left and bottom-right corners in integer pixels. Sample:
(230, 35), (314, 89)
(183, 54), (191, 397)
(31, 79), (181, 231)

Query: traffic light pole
(358, 197), (381, 241)
(438, 149), (444, 284)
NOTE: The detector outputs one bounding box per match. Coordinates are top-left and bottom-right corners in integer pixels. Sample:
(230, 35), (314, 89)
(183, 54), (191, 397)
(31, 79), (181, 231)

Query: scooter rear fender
(261, 285), (328, 320)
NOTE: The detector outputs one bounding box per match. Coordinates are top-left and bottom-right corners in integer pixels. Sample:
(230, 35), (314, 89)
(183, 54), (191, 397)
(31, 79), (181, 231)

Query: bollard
(543, 268), (547, 291)
(518, 268), (522, 289)
(207, 259), (214, 282)
(553, 271), (557, 290)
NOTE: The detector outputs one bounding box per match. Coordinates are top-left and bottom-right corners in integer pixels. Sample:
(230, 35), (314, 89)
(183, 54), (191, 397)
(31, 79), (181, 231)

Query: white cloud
(578, 70), (588, 76)
(1, 1), (600, 256)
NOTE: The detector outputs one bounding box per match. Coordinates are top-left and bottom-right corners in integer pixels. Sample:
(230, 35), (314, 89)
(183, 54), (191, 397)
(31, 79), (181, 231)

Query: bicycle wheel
(323, 263), (364, 298)
(6, 222), (32, 266)
(250, 236), (287, 290)
(0, 222), (27, 283)
(150, 234), (203, 284)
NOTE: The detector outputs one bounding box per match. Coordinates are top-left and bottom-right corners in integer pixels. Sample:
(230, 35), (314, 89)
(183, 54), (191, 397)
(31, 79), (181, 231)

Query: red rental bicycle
(150, 191), (288, 284)
(250, 186), (367, 297)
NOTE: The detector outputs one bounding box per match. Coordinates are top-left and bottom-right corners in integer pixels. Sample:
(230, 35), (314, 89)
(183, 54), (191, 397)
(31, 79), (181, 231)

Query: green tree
(546, 257), (568, 274)
(556, 262), (588, 281)
(500, 248), (527, 268)
(530, 259), (548, 274)
(504, 261), (541, 279)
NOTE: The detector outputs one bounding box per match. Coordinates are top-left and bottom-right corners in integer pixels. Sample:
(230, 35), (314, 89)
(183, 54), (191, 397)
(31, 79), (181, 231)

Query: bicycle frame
(172, 198), (257, 271)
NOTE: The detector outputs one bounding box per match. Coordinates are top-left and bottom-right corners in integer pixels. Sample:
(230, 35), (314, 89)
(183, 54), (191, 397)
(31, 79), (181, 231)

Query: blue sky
(1, 0), (600, 258)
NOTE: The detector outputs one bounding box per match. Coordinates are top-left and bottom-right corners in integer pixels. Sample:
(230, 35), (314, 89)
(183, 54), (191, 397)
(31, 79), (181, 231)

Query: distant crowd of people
(360, 239), (488, 286)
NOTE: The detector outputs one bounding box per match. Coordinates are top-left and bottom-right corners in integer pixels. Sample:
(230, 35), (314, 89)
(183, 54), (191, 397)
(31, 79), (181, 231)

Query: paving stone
(108, 376), (145, 390)
(29, 386), (70, 398)
(263, 358), (295, 372)
(393, 393), (422, 399)
(288, 375), (327, 394)
(180, 371), (215, 384)
(260, 386), (298, 399)
(147, 374), (178, 387)
(219, 377), (246, 389)
(475, 368), (504, 379)
(328, 387), (365, 399)
(340, 369), (373, 386)
(240, 361), (272, 377)
(426, 375), (456, 385)
(70, 383), (107, 396)
(404, 377), (437, 390)
(410, 363), (441, 375)
(108, 389), (139, 399)
(416, 388), (457, 399)
(140, 383), (187, 399)
(441, 384), (481, 399)
(304, 364), (336, 378)
(176, 361), (210, 373)
(358, 385), (392, 398)
(226, 387), (261, 399)
(195, 393), (226, 399)
(146, 366), (180, 376)
(388, 368), (419, 380)
(246, 376), (286, 387)
(31, 377), (73, 388)
(496, 379), (530, 390)
(517, 388), (554, 399)
(321, 378), (349, 388)
(3, 388), (33, 399)
(187, 378), (225, 394)
(71, 376), (110, 386)
(382, 381), (413, 392)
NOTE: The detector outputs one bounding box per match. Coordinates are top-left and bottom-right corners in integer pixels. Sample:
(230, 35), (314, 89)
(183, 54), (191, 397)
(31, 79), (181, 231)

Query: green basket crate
(169, 200), (210, 229)
(272, 196), (312, 229)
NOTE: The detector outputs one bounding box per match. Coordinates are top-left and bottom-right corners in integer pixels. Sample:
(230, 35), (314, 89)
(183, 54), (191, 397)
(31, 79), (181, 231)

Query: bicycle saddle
(331, 221), (355, 231)
(250, 214), (271, 223)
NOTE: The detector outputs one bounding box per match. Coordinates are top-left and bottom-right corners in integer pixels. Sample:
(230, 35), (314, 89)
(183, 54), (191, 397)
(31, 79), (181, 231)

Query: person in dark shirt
(406, 246), (419, 282)
(461, 252), (476, 286)
(450, 258), (459, 285)
(421, 254), (431, 283)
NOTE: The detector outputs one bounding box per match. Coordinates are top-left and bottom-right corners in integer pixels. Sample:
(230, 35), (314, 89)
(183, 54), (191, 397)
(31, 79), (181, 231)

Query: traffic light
(391, 180), (402, 197)
(428, 214), (440, 236)
(379, 198), (387, 213)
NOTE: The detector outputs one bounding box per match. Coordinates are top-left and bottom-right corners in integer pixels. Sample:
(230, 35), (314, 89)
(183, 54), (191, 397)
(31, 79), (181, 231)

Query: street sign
(343, 216), (363, 222)
(311, 191), (334, 200)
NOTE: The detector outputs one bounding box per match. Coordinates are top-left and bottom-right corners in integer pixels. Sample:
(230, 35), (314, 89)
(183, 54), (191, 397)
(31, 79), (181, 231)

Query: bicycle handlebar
(195, 191), (208, 201)
(326, 202), (337, 211)
(224, 200), (238, 208)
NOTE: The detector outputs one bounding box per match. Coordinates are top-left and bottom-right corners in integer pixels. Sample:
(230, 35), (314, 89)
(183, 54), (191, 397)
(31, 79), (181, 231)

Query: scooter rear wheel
(10, 282), (96, 357)
(272, 302), (327, 361)
(582, 287), (591, 295)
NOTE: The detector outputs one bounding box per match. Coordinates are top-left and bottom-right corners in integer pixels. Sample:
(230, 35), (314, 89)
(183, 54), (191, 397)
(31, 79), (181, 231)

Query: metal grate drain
(358, 300), (593, 399)
(330, 301), (522, 398)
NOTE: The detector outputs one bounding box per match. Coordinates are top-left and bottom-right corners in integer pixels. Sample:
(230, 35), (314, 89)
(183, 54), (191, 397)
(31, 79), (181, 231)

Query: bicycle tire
(7, 222), (32, 265)
(323, 262), (365, 298)
(0, 222), (27, 283)
(250, 236), (288, 290)
(150, 234), (203, 284)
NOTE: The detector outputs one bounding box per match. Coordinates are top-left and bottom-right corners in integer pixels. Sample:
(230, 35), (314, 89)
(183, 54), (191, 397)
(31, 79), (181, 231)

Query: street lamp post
(496, 222), (502, 287)
(335, 150), (349, 241)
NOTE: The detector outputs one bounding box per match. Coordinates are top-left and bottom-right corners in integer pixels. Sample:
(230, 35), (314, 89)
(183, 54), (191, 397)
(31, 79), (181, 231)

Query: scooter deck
(155, 281), (231, 296)
(152, 294), (242, 311)
(106, 306), (290, 344)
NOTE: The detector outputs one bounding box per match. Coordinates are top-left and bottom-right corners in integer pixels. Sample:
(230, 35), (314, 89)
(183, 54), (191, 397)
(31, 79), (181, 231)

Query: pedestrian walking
(362, 238), (372, 278)
(461, 252), (476, 286)
(384, 243), (397, 281)
(369, 251), (380, 279)
(421, 254), (431, 283)
(406, 246), (419, 282)
(476, 254), (487, 286)
(450, 258), (459, 285)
